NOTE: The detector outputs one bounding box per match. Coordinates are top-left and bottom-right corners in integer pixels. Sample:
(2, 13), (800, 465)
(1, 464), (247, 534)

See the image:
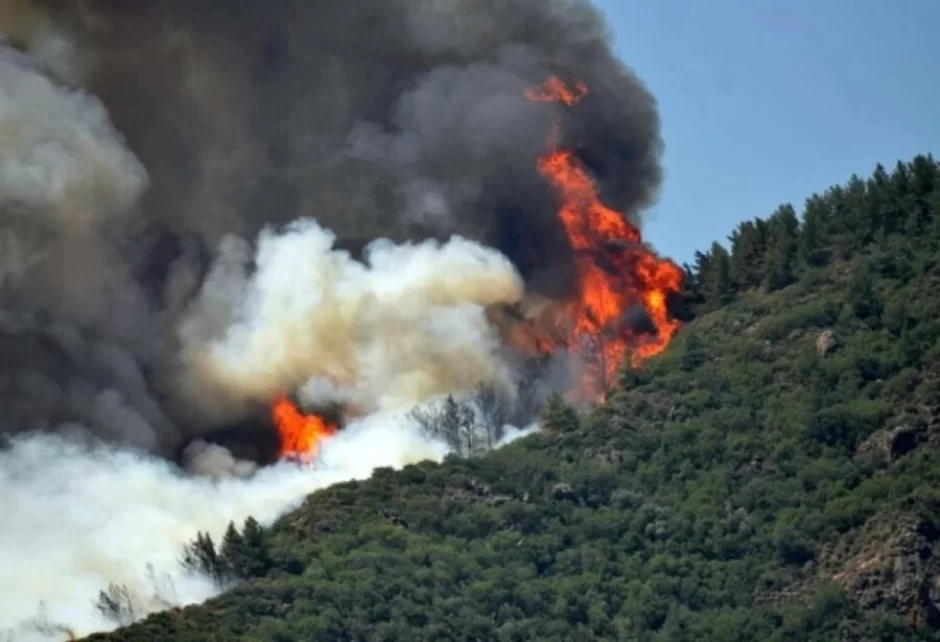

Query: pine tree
(703, 242), (733, 306)
(866, 163), (893, 237)
(848, 260), (880, 321)
(180, 532), (226, 587)
(891, 161), (921, 237)
(671, 262), (702, 322)
(540, 392), (579, 434)
(240, 517), (273, 579)
(907, 154), (939, 236)
(909, 154), (937, 199)
(93, 584), (137, 626)
(692, 249), (713, 282)
(799, 195), (830, 267)
(824, 185), (857, 260)
(842, 175), (872, 247)
(929, 189), (940, 245)
(763, 204), (800, 291)
(680, 329), (708, 371)
(728, 220), (767, 290)
(220, 521), (247, 580)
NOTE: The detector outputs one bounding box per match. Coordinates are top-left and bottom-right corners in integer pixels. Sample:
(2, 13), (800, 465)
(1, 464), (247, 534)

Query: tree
(409, 394), (478, 456)
(799, 194), (830, 267)
(674, 262), (703, 321)
(702, 242), (733, 307)
(470, 383), (508, 449)
(930, 188), (940, 244)
(240, 517), (273, 579)
(842, 175), (872, 247)
(906, 154), (939, 236)
(729, 219), (767, 289)
(540, 391), (579, 434)
(763, 204), (800, 291)
(180, 531), (227, 587)
(680, 330), (708, 371)
(847, 260), (880, 320)
(210, 518), (275, 582)
(94, 584), (137, 627)
(220, 522), (247, 579)
(26, 601), (73, 639)
(866, 163), (893, 237)
(144, 563), (178, 609)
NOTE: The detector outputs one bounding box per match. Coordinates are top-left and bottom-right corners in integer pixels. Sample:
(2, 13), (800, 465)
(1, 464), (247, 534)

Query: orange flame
(270, 394), (337, 462)
(526, 77), (684, 399)
(524, 77), (589, 105)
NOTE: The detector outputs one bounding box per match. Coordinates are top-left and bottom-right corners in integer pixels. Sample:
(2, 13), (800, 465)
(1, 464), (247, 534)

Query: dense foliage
(87, 155), (940, 641)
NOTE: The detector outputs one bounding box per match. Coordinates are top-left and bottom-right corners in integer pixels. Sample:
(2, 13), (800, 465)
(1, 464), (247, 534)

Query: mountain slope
(87, 154), (940, 642)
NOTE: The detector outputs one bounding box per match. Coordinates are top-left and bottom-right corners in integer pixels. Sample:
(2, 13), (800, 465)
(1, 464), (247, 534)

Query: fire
(270, 394), (337, 462)
(524, 77), (589, 105)
(526, 77), (684, 398)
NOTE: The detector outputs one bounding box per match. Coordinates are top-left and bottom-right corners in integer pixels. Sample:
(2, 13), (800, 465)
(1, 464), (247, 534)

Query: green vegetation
(87, 155), (940, 641)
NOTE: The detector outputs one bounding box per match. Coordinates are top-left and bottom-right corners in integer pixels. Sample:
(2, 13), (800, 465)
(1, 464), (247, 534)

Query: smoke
(0, 0), (660, 452)
(173, 219), (524, 428)
(0, 0), (661, 636)
(0, 415), (451, 640)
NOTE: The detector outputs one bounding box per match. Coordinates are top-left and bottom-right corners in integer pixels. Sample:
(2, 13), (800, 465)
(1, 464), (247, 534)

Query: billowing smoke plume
(0, 0), (662, 637)
(0, 0), (660, 452)
(174, 220), (525, 428)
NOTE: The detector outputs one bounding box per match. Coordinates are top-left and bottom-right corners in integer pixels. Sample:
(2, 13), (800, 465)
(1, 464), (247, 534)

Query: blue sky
(593, 0), (940, 265)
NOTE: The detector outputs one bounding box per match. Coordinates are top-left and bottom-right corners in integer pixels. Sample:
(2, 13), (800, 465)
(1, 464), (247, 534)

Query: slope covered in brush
(86, 154), (940, 641)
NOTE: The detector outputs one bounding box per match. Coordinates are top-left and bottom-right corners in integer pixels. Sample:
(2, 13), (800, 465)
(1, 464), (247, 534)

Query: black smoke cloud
(0, 0), (661, 456)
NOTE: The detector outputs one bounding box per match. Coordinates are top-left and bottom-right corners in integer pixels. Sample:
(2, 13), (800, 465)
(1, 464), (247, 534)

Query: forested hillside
(87, 155), (940, 641)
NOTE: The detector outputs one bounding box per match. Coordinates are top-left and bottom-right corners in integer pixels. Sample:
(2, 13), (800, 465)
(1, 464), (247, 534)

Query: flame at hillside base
(526, 77), (684, 399)
(270, 395), (337, 462)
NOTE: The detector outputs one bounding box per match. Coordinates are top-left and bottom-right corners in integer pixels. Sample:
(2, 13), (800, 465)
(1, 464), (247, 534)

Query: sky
(594, 0), (940, 265)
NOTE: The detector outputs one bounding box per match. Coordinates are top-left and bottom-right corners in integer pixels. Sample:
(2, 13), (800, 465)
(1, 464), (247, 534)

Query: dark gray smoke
(0, 0), (662, 456)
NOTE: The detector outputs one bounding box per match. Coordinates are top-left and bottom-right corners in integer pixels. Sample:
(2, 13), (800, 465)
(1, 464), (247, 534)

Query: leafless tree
(180, 531), (230, 588)
(409, 383), (515, 456)
(409, 394), (474, 455)
(23, 601), (76, 640)
(93, 583), (137, 627)
(146, 563), (178, 609)
(469, 383), (507, 449)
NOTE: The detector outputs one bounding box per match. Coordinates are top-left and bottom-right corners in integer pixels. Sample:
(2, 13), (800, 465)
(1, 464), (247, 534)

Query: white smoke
(174, 218), (525, 425)
(0, 414), (452, 640)
(496, 422), (540, 447)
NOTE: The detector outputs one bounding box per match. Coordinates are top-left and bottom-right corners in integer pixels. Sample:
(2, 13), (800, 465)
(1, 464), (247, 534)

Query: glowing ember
(270, 394), (337, 462)
(526, 77), (684, 398)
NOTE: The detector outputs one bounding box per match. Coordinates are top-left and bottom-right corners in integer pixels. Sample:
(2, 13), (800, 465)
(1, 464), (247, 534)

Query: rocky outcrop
(551, 482), (576, 501)
(756, 510), (940, 632)
(822, 514), (940, 630)
(583, 445), (622, 465)
(815, 329), (839, 358)
(445, 477), (514, 506)
(856, 405), (940, 465)
(737, 454), (778, 478)
(380, 508), (408, 527)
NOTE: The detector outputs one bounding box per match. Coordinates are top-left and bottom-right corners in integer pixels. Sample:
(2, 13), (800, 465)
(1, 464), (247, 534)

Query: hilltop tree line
(681, 154), (939, 313)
